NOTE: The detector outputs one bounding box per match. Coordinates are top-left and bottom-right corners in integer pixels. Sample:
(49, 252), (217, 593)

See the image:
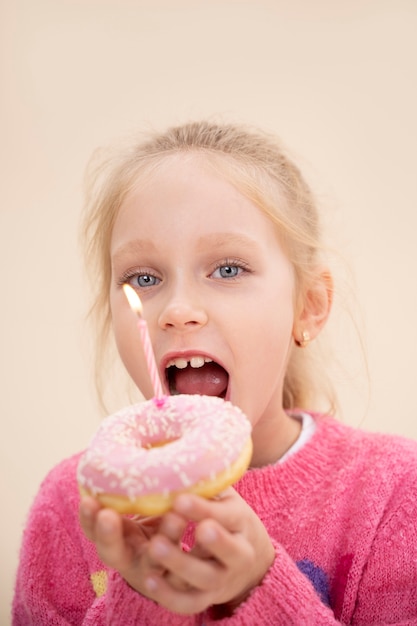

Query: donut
(77, 394), (252, 515)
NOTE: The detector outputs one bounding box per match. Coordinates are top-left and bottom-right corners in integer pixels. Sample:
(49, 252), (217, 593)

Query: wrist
(210, 587), (253, 620)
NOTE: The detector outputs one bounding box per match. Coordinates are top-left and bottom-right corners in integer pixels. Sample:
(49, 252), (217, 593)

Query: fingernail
(201, 524), (217, 543)
(145, 576), (158, 592)
(98, 513), (115, 535)
(152, 539), (169, 558)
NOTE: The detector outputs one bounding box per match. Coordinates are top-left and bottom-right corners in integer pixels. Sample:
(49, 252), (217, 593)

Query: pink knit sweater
(13, 415), (417, 625)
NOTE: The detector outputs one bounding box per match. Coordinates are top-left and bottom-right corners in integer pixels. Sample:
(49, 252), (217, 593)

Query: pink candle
(123, 284), (163, 398)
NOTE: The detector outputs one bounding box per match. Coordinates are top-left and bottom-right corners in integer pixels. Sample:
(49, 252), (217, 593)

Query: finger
(144, 573), (212, 615)
(173, 488), (244, 531)
(195, 518), (252, 566)
(164, 570), (194, 592)
(158, 511), (188, 544)
(79, 496), (102, 541)
(195, 516), (275, 605)
(155, 512), (201, 592)
(148, 535), (222, 592)
(94, 508), (140, 572)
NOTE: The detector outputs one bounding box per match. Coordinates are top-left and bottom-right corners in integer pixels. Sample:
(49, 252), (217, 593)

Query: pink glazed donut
(77, 394), (253, 515)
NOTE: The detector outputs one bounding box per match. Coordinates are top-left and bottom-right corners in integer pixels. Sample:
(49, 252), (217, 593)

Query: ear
(293, 268), (333, 347)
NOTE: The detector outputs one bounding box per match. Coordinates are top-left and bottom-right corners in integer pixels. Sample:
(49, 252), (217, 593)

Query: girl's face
(110, 156), (302, 464)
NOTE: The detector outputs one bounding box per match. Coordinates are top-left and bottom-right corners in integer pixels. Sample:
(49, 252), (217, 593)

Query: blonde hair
(82, 120), (336, 413)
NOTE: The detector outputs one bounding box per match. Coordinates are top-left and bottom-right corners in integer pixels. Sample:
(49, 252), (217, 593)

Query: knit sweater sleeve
(203, 428), (417, 625)
(205, 514), (417, 626)
(204, 539), (340, 625)
(12, 455), (197, 626)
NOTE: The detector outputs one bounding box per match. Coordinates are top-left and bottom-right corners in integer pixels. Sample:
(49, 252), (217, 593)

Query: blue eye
(212, 264), (242, 279)
(221, 265), (240, 278)
(131, 274), (160, 288)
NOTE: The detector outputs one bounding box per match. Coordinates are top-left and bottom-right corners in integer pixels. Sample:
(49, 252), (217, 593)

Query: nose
(158, 289), (208, 331)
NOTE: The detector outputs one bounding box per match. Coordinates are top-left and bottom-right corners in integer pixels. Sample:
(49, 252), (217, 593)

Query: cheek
(251, 285), (296, 347)
(238, 325), (293, 425)
(251, 323), (293, 381)
(240, 290), (295, 382)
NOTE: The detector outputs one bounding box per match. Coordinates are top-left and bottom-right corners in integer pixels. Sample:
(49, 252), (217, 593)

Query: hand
(144, 488), (275, 615)
(79, 496), (188, 594)
(79, 488), (275, 616)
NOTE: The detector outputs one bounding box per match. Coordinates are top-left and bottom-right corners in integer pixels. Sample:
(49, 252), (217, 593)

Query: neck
(249, 410), (302, 468)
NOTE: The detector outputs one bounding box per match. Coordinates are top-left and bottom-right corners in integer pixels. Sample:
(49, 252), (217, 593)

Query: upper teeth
(166, 356), (213, 370)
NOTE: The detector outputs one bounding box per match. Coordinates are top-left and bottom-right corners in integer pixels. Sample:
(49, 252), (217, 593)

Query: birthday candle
(123, 284), (163, 398)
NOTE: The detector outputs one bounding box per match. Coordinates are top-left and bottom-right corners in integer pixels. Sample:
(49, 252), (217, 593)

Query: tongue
(173, 362), (228, 397)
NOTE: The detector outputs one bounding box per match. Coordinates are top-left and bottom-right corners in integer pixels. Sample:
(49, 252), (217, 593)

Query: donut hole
(142, 437), (180, 449)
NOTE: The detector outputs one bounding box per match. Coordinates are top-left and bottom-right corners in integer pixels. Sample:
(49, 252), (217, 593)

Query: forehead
(111, 155), (280, 249)
(122, 149), (281, 217)
(109, 155), (298, 296)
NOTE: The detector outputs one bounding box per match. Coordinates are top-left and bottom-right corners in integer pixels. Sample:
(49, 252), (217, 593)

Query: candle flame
(123, 284), (143, 316)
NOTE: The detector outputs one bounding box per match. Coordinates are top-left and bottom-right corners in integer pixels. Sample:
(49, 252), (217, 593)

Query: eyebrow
(112, 232), (261, 264)
(195, 232), (261, 250)
(111, 239), (157, 264)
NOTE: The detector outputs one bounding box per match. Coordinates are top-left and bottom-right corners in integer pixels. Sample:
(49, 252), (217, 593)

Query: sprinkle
(77, 394), (251, 500)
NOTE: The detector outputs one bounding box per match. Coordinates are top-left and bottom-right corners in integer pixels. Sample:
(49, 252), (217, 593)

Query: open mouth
(165, 356), (229, 398)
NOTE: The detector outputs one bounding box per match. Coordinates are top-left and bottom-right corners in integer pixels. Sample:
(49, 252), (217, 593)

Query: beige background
(2, 0), (417, 621)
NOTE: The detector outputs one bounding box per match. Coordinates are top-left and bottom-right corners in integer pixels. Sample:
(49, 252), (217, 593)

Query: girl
(13, 121), (417, 624)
